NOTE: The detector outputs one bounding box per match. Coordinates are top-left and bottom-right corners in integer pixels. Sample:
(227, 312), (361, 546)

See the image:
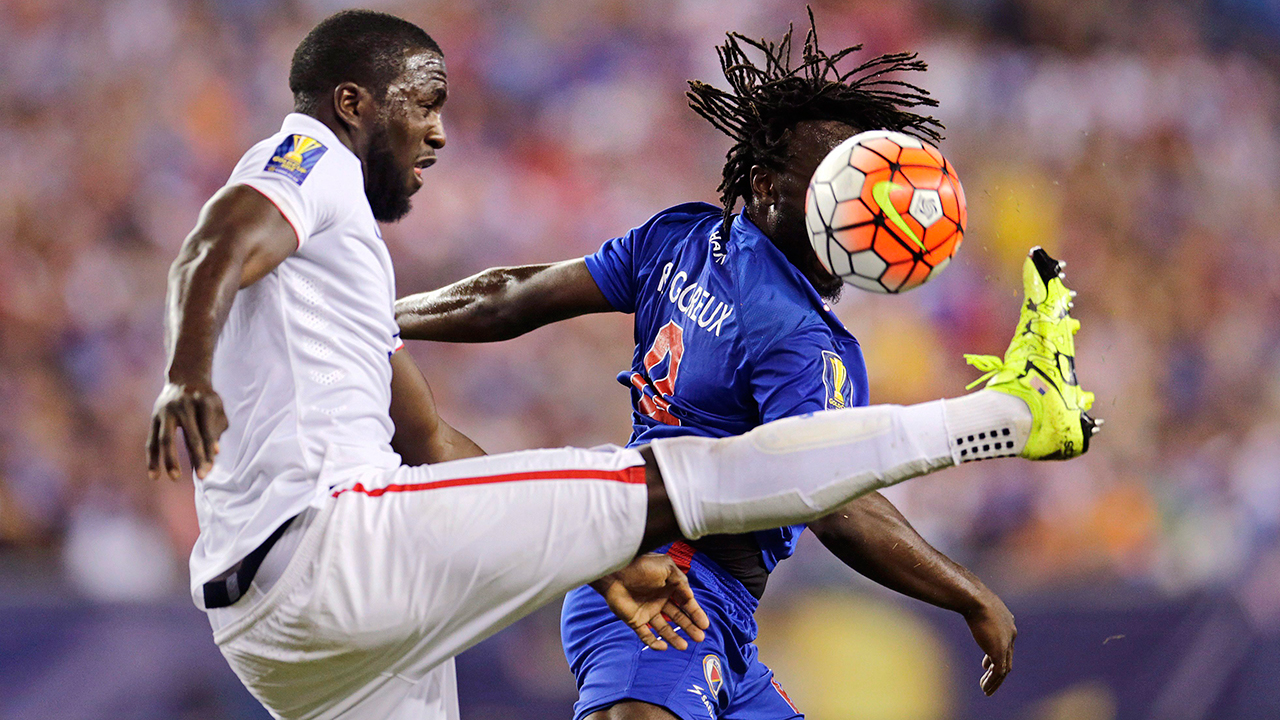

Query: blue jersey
(583, 202), (869, 571)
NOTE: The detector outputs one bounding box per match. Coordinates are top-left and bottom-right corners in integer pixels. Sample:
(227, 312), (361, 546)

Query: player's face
(769, 120), (855, 300)
(365, 51), (448, 222)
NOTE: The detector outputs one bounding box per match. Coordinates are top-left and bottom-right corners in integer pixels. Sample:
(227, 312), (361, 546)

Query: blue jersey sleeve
(752, 326), (861, 423)
(584, 202), (723, 315)
(583, 232), (637, 313)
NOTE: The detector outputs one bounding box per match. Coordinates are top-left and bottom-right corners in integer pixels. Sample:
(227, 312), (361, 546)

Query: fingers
(146, 415), (163, 480)
(178, 399), (209, 478)
(648, 613), (688, 652)
(980, 651), (1011, 696)
(670, 594), (708, 641)
(630, 620), (669, 652)
(160, 413), (181, 480)
(661, 602), (705, 645)
(196, 395), (226, 473)
(147, 387), (228, 481)
(668, 567), (710, 634)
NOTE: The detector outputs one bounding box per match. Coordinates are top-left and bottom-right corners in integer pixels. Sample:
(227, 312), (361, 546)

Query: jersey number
(630, 321), (684, 426)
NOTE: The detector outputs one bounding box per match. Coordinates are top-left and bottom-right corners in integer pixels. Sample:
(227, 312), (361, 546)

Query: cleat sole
(1081, 413), (1100, 453)
(1029, 247), (1064, 284)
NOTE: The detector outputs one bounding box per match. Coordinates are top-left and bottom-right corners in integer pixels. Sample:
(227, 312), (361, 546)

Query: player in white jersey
(146, 10), (1098, 720)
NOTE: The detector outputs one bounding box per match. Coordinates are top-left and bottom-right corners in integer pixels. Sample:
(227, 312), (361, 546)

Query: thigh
(324, 446), (650, 677)
(219, 447), (648, 719)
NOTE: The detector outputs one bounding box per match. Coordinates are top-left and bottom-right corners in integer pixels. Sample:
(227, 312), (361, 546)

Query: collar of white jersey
(279, 113), (352, 160)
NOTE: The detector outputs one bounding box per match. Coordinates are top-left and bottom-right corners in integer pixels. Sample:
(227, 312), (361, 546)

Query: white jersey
(190, 113), (404, 604)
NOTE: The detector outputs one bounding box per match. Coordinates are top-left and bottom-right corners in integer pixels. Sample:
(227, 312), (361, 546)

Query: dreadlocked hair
(687, 8), (944, 236)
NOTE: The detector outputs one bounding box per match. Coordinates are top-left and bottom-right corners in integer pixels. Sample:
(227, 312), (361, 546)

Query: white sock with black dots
(941, 390), (1034, 463)
(650, 393), (1033, 541)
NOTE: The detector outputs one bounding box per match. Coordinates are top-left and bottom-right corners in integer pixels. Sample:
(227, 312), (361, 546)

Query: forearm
(408, 421), (486, 465)
(396, 259), (615, 343)
(388, 350), (485, 465)
(396, 266), (547, 342)
(810, 492), (990, 617)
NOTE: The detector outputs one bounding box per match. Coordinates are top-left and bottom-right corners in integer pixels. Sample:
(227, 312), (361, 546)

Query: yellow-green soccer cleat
(964, 247), (1100, 460)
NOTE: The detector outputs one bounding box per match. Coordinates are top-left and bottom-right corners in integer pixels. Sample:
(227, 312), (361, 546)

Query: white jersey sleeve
(227, 130), (349, 247)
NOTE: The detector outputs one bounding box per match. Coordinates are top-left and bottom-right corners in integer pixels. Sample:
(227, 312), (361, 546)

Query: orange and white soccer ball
(805, 130), (966, 293)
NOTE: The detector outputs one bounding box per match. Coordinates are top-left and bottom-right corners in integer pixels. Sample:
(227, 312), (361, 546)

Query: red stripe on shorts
(332, 465), (647, 498)
(665, 540), (696, 573)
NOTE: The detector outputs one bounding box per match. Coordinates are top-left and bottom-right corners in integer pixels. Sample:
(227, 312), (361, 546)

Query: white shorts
(210, 446), (649, 719)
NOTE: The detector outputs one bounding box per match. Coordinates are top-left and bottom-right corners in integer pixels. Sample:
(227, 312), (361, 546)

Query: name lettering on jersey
(264, 134), (327, 185)
(822, 350), (851, 409)
(709, 227), (727, 265)
(655, 262), (733, 336)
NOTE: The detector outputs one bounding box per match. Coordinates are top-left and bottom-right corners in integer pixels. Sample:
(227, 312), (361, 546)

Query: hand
(965, 593), (1016, 696)
(146, 381), (228, 481)
(590, 554), (710, 651)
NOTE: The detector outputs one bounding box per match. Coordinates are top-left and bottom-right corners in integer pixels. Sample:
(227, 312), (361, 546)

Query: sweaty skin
(145, 48), (707, 655)
(394, 120), (1018, 702)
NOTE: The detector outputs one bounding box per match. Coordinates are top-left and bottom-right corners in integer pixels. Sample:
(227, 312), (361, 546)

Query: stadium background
(3, 0), (1280, 717)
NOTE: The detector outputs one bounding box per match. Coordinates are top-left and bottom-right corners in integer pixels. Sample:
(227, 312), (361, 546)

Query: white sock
(651, 393), (1033, 540)
(942, 389), (1033, 463)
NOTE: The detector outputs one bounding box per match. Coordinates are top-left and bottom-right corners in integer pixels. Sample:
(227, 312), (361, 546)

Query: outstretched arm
(808, 492), (1017, 696)
(147, 185), (299, 481)
(395, 259), (614, 342)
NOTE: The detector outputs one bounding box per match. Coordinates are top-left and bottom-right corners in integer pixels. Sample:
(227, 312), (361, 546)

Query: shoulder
(230, 128), (361, 198)
(726, 234), (835, 355)
(649, 201), (722, 223)
(634, 202), (722, 241)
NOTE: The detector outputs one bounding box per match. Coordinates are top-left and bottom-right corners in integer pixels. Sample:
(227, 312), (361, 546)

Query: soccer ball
(805, 130), (966, 293)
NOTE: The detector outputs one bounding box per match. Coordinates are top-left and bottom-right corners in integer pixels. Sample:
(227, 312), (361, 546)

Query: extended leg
(638, 247), (1097, 550)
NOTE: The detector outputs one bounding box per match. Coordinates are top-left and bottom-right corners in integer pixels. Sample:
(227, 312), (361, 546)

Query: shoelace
(963, 353), (1005, 390)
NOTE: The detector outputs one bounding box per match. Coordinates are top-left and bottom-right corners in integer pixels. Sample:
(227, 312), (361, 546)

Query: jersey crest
(264, 134), (327, 185)
(822, 350), (851, 409)
(703, 654), (725, 697)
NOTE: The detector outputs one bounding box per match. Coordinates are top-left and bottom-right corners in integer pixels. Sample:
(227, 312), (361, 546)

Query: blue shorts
(561, 551), (802, 720)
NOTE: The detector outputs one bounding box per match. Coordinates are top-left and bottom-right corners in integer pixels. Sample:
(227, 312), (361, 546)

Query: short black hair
(687, 8), (943, 234)
(289, 9), (442, 115)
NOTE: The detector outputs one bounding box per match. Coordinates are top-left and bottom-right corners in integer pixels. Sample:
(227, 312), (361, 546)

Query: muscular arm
(147, 185), (299, 480)
(395, 259), (614, 342)
(388, 350), (485, 465)
(809, 492), (1017, 695)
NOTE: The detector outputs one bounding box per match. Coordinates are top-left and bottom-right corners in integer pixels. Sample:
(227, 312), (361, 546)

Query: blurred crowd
(2, 0), (1279, 625)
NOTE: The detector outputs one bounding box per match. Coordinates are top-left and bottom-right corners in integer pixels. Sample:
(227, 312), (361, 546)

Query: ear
(332, 81), (373, 134)
(749, 165), (779, 207)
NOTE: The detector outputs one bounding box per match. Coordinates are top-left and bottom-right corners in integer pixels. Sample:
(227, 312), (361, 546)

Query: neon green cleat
(964, 247), (1100, 460)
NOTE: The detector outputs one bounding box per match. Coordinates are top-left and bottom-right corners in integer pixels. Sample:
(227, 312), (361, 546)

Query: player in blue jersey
(397, 18), (1025, 720)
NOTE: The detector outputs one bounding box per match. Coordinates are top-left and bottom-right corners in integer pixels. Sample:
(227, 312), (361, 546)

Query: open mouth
(413, 156), (436, 180)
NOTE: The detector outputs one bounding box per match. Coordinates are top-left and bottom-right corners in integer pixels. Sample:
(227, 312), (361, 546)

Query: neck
(304, 104), (360, 158)
(744, 201), (842, 302)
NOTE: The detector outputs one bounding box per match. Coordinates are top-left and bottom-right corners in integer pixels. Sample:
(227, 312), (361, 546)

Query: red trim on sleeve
(665, 540), (696, 573)
(332, 465), (646, 499)
(772, 678), (799, 712)
(240, 183), (304, 249)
